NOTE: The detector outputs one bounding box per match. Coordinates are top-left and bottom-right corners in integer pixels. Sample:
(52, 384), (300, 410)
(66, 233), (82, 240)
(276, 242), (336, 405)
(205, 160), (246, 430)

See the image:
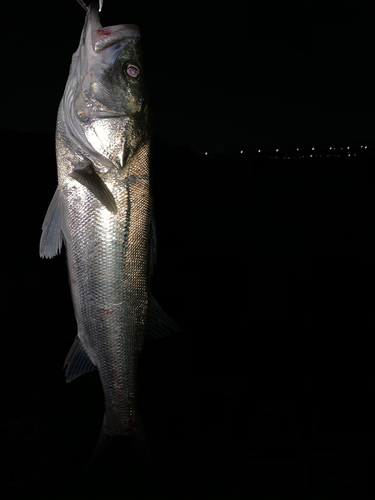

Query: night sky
(2, 1), (373, 153)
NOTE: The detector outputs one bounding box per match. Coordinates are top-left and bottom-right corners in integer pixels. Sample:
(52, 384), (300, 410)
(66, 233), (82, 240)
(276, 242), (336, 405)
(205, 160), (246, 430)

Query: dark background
(2, 1), (374, 152)
(1, 1), (375, 499)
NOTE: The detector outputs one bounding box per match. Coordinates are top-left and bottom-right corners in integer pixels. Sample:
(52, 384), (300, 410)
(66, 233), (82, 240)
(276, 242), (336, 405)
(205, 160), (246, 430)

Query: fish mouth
(63, 1), (143, 170)
(84, 1), (140, 53)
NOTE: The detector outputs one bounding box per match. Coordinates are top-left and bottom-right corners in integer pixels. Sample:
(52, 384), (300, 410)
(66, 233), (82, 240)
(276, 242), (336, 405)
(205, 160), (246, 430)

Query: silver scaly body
(40, 1), (178, 451)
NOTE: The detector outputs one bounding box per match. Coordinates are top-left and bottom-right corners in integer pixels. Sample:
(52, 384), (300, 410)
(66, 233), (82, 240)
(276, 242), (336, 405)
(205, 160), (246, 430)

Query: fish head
(63, 1), (150, 169)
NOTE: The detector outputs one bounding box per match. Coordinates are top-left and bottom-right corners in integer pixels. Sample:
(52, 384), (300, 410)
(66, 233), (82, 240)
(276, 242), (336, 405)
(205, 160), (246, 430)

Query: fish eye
(125, 64), (141, 79)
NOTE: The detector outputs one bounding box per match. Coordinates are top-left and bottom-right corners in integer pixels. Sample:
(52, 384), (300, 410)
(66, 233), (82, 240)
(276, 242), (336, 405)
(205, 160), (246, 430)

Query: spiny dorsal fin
(40, 187), (65, 258)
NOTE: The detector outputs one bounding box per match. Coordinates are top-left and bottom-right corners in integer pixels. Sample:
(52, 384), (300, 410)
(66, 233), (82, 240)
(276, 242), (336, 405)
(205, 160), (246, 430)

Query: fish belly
(63, 148), (151, 436)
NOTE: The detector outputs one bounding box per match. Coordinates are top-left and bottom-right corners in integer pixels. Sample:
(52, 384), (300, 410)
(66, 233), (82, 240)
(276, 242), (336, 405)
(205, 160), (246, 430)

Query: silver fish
(40, 0), (179, 459)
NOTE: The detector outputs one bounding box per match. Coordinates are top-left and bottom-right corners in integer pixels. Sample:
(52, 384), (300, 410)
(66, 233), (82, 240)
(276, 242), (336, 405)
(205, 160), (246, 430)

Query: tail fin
(82, 422), (162, 499)
(88, 422), (151, 469)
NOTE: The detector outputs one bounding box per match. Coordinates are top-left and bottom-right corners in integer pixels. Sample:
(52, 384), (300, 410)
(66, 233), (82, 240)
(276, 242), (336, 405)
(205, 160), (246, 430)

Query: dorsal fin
(64, 336), (97, 383)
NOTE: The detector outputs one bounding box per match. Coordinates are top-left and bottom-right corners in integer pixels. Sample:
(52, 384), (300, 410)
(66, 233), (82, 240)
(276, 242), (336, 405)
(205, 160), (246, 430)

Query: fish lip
(63, 2), (143, 170)
(85, 2), (140, 53)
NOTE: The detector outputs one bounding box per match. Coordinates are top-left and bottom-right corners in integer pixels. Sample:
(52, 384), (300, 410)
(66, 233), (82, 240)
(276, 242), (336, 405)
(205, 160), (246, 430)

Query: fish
(39, 0), (179, 471)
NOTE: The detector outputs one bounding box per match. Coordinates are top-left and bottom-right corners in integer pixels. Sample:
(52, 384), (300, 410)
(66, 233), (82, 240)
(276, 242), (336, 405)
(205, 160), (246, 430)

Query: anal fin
(146, 295), (181, 338)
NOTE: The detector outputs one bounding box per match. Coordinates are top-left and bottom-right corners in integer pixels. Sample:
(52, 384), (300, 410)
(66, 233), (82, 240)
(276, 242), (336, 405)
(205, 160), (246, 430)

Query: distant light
(296, 148), (299, 151)
(258, 149), (261, 153)
(240, 150), (243, 154)
(312, 147), (315, 150)
(276, 148), (279, 152)
(205, 152), (208, 155)
(347, 146), (350, 149)
(361, 145), (363, 148)
(329, 146), (332, 150)
(310, 154), (313, 157)
(365, 146), (368, 149)
(348, 153), (351, 157)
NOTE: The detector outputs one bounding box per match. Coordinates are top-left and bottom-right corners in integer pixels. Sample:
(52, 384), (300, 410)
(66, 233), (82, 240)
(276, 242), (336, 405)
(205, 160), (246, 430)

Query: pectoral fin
(70, 164), (117, 213)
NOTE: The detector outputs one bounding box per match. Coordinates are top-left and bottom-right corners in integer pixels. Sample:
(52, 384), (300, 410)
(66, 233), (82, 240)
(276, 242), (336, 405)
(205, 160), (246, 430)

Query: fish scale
(61, 144), (149, 432)
(40, 2), (179, 460)
(63, 138), (152, 435)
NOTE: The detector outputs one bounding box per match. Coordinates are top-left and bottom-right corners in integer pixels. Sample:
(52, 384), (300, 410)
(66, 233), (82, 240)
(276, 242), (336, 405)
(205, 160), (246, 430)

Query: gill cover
(62, 2), (142, 169)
